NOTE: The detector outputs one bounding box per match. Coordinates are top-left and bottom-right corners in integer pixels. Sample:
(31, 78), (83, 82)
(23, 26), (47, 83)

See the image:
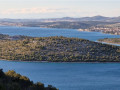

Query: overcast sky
(0, 0), (120, 18)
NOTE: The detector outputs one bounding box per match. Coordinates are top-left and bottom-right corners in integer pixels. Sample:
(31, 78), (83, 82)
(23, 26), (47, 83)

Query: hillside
(0, 69), (57, 90)
(0, 35), (120, 62)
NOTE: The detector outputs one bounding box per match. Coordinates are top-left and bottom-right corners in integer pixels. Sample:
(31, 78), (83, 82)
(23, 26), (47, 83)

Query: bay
(0, 26), (120, 90)
(0, 60), (120, 90)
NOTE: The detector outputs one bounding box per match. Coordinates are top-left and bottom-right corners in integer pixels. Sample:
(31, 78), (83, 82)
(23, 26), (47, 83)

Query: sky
(0, 0), (120, 19)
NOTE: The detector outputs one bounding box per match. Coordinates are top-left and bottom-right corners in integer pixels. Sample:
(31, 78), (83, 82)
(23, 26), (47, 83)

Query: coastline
(0, 59), (49, 63)
(1, 59), (120, 63)
(0, 25), (120, 36)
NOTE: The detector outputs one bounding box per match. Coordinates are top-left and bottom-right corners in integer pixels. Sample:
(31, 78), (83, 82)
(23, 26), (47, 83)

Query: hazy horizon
(0, 0), (120, 19)
(0, 15), (119, 19)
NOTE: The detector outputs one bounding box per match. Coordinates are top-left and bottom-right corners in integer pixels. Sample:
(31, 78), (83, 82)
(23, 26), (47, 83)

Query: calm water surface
(0, 60), (120, 90)
(0, 26), (120, 90)
(0, 26), (119, 41)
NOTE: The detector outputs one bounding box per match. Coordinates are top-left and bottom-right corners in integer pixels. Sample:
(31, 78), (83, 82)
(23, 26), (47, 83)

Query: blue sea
(0, 26), (120, 90)
(1, 61), (120, 90)
(0, 26), (119, 41)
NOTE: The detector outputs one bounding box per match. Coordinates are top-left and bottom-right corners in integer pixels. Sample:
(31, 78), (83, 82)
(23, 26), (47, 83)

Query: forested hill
(0, 69), (57, 90)
(0, 35), (120, 62)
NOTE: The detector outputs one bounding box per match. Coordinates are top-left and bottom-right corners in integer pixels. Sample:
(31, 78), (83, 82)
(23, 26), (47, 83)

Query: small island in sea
(0, 34), (120, 62)
(98, 38), (120, 45)
(0, 69), (57, 90)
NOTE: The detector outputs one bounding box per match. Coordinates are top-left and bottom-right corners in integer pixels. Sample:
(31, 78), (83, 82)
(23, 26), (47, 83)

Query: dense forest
(98, 38), (120, 44)
(0, 34), (120, 62)
(0, 69), (57, 90)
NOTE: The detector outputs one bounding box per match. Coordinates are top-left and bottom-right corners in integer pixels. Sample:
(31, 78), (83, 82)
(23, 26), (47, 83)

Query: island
(0, 69), (57, 90)
(98, 38), (120, 45)
(0, 34), (120, 62)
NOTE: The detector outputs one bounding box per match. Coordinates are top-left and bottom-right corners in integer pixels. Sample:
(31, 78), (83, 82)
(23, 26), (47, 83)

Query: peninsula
(0, 34), (120, 62)
(98, 38), (120, 45)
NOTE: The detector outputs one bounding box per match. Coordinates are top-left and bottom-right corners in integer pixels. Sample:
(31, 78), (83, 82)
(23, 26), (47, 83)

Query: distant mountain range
(0, 15), (120, 22)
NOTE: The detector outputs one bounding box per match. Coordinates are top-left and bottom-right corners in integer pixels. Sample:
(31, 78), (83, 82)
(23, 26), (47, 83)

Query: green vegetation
(0, 69), (57, 90)
(98, 38), (120, 45)
(0, 34), (120, 62)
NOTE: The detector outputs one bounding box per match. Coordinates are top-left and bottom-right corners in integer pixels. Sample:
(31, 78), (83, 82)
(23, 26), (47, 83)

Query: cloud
(0, 7), (68, 15)
(0, 7), (119, 18)
(0, 7), (84, 18)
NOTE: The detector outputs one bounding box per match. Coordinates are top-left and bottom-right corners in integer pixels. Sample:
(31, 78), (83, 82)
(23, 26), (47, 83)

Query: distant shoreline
(0, 25), (120, 36)
(77, 29), (120, 35)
